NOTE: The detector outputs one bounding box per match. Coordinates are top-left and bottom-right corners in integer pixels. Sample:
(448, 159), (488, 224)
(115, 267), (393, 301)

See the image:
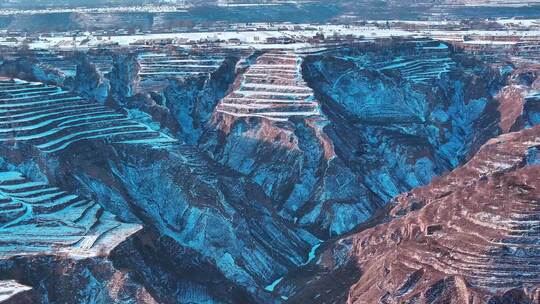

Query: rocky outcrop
(159, 54), (240, 144)
(496, 84), (527, 133)
(0, 49), (113, 104)
(72, 54), (110, 103)
(494, 64), (540, 132)
(110, 229), (258, 304)
(0, 254), (158, 304)
(523, 93), (540, 128)
(109, 53), (139, 102)
(0, 58), (66, 86)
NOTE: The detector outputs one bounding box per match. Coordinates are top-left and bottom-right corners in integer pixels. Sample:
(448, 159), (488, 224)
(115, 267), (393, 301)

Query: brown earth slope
(347, 125), (540, 304)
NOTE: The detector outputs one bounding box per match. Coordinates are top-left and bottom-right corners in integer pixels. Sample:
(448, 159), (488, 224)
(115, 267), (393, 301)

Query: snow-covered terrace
(137, 52), (225, 79)
(0, 171), (141, 259)
(369, 41), (456, 84)
(0, 79), (176, 153)
(216, 51), (322, 122)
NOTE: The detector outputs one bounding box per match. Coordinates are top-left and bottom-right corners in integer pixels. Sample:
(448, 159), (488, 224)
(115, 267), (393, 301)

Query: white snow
(0, 172), (24, 180)
(0, 280), (32, 303)
(302, 242), (322, 265)
(264, 276), (284, 292)
(0, 96), (83, 108)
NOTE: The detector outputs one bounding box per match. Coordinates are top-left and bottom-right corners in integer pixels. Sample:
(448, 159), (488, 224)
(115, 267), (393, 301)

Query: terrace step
(370, 51), (456, 84)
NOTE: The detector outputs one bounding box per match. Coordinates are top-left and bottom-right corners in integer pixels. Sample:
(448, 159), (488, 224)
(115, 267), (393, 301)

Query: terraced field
(0, 171), (141, 259)
(33, 50), (78, 77)
(135, 51), (228, 92)
(0, 79), (175, 153)
(215, 51), (322, 122)
(369, 42), (456, 84)
(32, 50), (114, 77)
(137, 51), (225, 79)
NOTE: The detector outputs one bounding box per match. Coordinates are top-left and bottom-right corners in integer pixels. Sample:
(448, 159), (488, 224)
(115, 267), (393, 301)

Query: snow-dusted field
(0, 24), (414, 50)
(0, 5), (189, 16)
(2, 20), (540, 52)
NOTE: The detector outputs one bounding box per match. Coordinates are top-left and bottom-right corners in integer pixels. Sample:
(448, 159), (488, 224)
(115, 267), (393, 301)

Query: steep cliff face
(276, 125), (540, 304)
(0, 255), (157, 304)
(203, 42), (503, 239)
(160, 55), (240, 144)
(72, 54), (111, 103)
(523, 93), (540, 128)
(104, 50), (241, 144)
(303, 43), (502, 196)
(0, 50), (112, 104)
(55, 143), (315, 287)
(495, 65), (540, 133)
(3, 142), (318, 302)
(202, 51), (377, 237)
(304, 43), (502, 230)
(109, 53), (139, 102)
(109, 229), (257, 304)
